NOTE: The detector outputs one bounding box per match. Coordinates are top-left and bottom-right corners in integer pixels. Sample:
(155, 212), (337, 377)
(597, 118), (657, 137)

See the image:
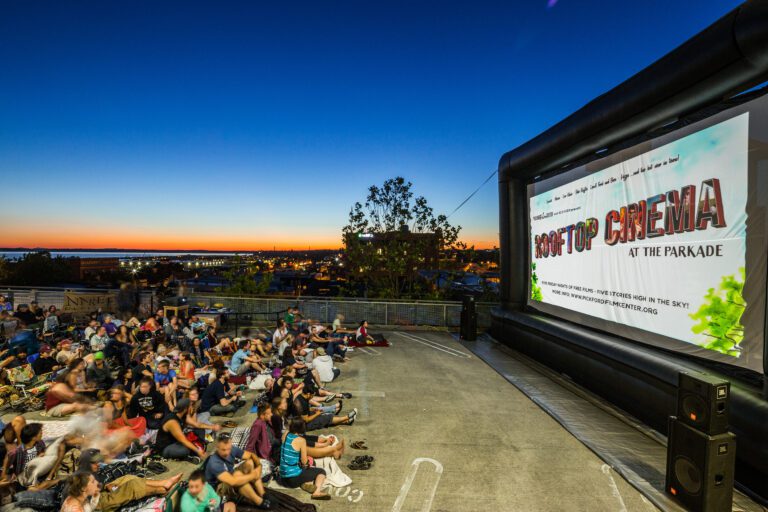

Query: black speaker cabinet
(677, 371), (730, 436)
(666, 416), (735, 512)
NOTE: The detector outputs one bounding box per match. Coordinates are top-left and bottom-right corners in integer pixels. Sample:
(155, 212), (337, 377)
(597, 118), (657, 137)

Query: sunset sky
(0, 1), (741, 251)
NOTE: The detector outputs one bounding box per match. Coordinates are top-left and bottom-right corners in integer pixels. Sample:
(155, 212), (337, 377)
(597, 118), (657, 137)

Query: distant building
(70, 257), (120, 279)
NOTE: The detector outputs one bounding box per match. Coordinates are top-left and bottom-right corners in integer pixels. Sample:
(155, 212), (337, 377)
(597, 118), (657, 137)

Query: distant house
(70, 257), (120, 279)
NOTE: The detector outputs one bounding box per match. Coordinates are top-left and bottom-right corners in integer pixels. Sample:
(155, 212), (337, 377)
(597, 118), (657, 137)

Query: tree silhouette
(689, 267), (745, 357)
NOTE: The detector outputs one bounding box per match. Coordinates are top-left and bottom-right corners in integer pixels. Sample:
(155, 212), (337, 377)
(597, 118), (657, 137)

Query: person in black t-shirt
(200, 372), (243, 416)
(127, 377), (167, 429)
(31, 345), (59, 376)
(155, 399), (206, 462)
(131, 351), (154, 386)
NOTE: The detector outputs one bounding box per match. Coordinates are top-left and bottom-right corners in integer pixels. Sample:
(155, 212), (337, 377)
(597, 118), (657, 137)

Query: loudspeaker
(677, 371), (730, 436)
(460, 295), (477, 341)
(666, 416), (735, 512)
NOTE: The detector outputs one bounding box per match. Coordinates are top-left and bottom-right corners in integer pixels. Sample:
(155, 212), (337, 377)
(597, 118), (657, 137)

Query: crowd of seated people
(0, 302), (379, 510)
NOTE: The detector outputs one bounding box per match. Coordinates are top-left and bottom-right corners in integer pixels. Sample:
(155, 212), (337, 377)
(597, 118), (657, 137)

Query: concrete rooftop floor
(12, 330), (661, 512)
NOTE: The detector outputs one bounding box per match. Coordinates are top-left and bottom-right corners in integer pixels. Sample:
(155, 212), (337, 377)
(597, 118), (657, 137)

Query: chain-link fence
(0, 287), (495, 329)
(188, 294), (495, 329)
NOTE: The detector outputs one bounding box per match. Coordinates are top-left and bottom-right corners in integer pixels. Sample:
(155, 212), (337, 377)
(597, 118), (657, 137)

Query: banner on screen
(529, 113), (753, 367)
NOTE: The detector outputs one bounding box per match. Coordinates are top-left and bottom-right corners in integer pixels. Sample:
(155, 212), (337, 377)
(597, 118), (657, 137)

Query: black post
(234, 313), (239, 338)
(460, 295), (477, 341)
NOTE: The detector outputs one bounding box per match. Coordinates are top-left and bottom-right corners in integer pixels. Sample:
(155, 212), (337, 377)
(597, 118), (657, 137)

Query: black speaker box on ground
(677, 371), (730, 436)
(666, 416), (735, 512)
(460, 295), (477, 341)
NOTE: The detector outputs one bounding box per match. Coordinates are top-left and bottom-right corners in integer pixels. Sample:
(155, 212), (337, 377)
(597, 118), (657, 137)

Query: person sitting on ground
(0, 295), (12, 312)
(43, 309), (59, 334)
(108, 325), (135, 367)
(55, 339), (80, 367)
(65, 358), (96, 395)
(131, 351), (155, 387)
(113, 367), (135, 393)
(200, 371), (244, 417)
(190, 337), (210, 368)
(295, 385), (356, 431)
(182, 469), (236, 512)
(60, 472), (100, 512)
(103, 385), (146, 440)
(205, 433), (272, 509)
(86, 352), (112, 392)
(89, 326), (110, 353)
(32, 344), (60, 376)
(0, 347), (29, 370)
(6, 424), (82, 490)
(45, 370), (94, 418)
(332, 313), (355, 334)
(230, 339), (264, 376)
(279, 418), (330, 501)
(102, 315), (118, 337)
(355, 320), (375, 344)
(274, 320), (290, 354)
(310, 347), (340, 384)
(77, 451), (182, 512)
(281, 341), (309, 376)
(127, 377), (168, 430)
(83, 320), (99, 342)
(154, 359), (178, 409)
(155, 399), (206, 463)
(177, 352), (197, 390)
(183, 386), (222, 441)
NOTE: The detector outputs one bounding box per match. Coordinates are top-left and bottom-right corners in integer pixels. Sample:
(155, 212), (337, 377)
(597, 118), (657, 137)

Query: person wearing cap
(77, 448), (183, 512)
(32, 344), (60, 375)
(55, 339), (73, 366)
(86, 352), (112, 391)
(310, 347), (340, 384)
(0, 346), (29, 370)
(155, 398), (206, 462)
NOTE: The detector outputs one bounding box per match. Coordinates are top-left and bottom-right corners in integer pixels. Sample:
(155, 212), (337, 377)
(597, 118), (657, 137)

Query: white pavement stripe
(392, 458), (444, 512)
(601, 464), (628, 512)
(396, 332), (472, 359)
(345, 390), (386, 398)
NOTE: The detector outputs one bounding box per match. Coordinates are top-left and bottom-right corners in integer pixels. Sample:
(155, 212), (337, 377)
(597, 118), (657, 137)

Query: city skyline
(0, 1), (741, 251)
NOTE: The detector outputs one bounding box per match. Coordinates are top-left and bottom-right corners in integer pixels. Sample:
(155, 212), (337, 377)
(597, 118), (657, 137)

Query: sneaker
(346, 347), (354, 352)
(186, 455), (202, 465)
(323, 393), (337, 402)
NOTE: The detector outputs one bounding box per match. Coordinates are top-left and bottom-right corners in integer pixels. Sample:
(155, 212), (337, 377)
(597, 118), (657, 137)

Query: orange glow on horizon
(0, 226), (498, 251)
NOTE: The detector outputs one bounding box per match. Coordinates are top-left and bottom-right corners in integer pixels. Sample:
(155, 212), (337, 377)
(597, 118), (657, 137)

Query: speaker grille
(674, 456), (702, 495)
(681, 394), (708, 426)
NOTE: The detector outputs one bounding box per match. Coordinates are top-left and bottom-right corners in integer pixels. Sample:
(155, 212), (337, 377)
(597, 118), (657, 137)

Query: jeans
(326, 341), (346, 358)
(162, 442), (193, 459)
(208, 403), (238, 416)
(316, 404), (336, 414)
(197, 411), (213, 435)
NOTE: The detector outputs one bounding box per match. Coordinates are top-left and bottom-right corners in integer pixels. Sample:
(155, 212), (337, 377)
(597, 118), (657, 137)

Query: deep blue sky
(0, 0), (743, 249)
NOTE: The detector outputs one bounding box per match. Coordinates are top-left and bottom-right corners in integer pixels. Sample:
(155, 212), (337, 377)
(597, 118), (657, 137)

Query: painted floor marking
(392, 457), (444, 512)
(601, 464), (628, 512)
(396, 332), (472, 359)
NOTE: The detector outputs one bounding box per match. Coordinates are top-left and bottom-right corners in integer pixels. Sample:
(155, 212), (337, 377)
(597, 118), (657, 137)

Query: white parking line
(345, 390), (386, 398)
(396, 332), (472, 359)
(601, 464), (628, 512)
(392, 457), (444, 512)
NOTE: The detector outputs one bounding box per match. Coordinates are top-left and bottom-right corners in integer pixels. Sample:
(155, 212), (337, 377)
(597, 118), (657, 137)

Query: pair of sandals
(221, 420), (238, 429)
(300, 483), (331, 500)
(348, 455), (374, 470)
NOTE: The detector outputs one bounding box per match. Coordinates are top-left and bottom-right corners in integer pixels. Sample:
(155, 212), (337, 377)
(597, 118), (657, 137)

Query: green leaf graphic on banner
(531, 262), (543, 301)
(689, 267), (745, 357)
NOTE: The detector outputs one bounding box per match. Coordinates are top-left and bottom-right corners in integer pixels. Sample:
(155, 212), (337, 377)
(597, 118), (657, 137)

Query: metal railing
(0, 286), (496, 329)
